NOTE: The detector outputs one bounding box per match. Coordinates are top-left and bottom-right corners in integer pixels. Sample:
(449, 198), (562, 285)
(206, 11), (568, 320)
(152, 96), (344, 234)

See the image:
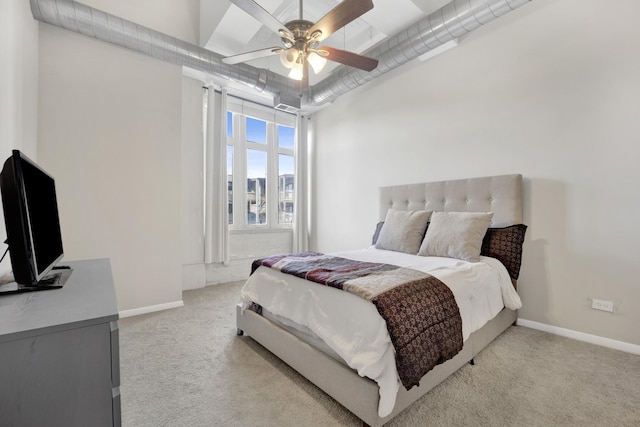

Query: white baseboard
(119, 300), (184, 319)
(517, 318), (640, 356)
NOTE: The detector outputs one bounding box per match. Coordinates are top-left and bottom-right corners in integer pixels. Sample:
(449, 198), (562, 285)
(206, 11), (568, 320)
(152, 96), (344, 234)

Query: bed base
(236, 304), (516, 426)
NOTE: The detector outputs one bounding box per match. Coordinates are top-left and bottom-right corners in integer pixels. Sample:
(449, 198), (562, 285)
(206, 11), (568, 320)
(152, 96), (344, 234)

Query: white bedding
(240, 247), (522, 417)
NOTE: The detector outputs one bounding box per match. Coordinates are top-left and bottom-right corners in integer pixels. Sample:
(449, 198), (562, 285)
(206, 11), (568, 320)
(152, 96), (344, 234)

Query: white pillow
(375, 209), (432, 254)
(418, 211), (493, 261)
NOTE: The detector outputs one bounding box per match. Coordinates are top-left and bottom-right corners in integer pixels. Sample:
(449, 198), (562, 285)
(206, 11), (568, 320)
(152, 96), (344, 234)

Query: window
(278, 154), (294, 224)
(277, 125), (295, 225)
(227, 145), (233, 224)
(278, 124), (295, 150)
(246, 117), (267, 144)
(226, 99), (296, 229)
(246, 148), (267, 225)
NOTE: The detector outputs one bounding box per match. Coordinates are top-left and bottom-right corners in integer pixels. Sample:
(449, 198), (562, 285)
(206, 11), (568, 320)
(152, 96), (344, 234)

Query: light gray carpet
(119, 281), (640, 426)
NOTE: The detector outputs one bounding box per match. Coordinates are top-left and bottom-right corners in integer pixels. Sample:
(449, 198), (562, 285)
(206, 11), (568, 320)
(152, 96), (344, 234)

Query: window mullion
(278, 148), (294, 156)
(236, 114), (247, 228)
(267, 122), (279, 227)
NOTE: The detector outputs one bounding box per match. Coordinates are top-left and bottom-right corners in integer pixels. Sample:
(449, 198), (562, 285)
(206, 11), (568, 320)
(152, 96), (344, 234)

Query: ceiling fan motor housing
(282, 20), (316, 53)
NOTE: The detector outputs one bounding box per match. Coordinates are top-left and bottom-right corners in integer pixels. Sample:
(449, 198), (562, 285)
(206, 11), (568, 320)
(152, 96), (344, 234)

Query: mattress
(240, 247), (521, 417)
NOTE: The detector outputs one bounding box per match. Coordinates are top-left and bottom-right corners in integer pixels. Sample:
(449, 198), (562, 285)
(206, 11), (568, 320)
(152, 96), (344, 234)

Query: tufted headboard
(379, 174), (523, 227)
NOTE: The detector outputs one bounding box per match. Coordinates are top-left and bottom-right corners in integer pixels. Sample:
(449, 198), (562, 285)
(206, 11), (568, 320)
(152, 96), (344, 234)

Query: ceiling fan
(223, 0), (379, 85)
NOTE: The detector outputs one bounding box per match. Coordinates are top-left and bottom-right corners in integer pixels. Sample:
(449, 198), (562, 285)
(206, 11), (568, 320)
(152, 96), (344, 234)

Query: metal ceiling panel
(205, 6), (263, 55)
(359, 0), (425, 36)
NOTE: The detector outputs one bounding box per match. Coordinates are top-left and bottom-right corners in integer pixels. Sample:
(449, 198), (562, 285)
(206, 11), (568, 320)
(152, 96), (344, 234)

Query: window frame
(226, 98), (296, 230)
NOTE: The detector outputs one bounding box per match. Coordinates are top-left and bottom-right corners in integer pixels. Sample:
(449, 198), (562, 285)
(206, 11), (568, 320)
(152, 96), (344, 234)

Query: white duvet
(240, 247), (522, 417)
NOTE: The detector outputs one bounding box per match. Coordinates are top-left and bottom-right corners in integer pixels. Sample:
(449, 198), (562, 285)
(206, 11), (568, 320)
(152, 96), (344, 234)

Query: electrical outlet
(591, 298), (614, 313)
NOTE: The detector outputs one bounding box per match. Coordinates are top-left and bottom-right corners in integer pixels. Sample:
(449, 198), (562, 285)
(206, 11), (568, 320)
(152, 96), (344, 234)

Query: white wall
(36, 0), (199, 312)
(78, 0), (199, 44)
(0, 0), (39, 277)
(312, 0), (640, 346)
(181, 77), (206, 290)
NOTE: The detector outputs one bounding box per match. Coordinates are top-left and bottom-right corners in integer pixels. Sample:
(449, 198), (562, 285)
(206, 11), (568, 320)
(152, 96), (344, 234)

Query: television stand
(0, 266), (72, 295)
(0, 259), (120, 426)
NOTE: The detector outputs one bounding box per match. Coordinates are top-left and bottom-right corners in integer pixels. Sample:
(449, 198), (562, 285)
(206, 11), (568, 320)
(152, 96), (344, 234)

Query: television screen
(21, 155), (64, 277)
(0, 150), (66, 288)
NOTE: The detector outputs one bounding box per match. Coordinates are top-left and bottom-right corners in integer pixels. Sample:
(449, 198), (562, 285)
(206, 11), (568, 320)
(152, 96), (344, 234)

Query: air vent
(274, 103), (299, 113)
(273, 94), (301, 113)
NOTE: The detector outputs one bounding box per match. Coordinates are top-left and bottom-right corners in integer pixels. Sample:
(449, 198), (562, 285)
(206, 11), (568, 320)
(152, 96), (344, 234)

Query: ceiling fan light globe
(288, 63), (304, 81)
(280, 48), (298, 68)
(308, 52), (327, 74)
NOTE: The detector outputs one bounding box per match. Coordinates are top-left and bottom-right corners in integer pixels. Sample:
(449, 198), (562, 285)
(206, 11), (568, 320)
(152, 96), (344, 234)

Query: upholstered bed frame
(236, 174), (523, 426)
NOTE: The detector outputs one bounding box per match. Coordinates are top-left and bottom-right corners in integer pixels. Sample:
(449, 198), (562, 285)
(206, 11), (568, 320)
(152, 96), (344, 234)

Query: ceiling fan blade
(228, 0), (292, 39)
(320, 46), (378, 71)
(308, 0), (374, 42)
(222, 47), (281, 65)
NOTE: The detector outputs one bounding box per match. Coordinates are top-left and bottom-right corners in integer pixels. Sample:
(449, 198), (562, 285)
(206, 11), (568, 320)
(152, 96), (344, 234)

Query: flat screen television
(0, 150), (70, 291)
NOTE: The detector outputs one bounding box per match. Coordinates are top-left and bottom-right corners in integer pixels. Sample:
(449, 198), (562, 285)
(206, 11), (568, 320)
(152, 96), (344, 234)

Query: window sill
(229, 227), (293, 235)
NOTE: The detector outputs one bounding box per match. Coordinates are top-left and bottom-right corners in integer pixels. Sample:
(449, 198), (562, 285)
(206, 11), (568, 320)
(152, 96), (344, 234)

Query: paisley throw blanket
(251, 252), (463, 389)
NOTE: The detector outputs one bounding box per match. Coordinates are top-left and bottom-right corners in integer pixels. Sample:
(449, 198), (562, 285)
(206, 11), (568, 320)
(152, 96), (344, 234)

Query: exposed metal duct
(308, 0), (531, 106)
(30, 0), (531, 111)
(28, 0), (299, 101)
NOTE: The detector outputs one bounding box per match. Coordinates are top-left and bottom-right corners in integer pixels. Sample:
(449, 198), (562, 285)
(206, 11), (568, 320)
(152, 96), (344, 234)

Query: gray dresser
(0, 258), (120, 427)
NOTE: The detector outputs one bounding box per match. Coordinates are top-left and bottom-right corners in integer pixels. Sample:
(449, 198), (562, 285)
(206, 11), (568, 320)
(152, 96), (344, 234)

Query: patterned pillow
(481, 224), (527, 280)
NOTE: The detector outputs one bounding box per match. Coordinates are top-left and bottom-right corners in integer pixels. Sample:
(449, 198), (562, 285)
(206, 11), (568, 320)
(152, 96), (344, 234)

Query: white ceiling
(200, 0), (450, 86)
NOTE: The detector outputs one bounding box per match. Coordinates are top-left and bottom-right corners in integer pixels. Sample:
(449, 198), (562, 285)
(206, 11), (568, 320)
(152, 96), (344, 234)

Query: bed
(236, 174), (525, 426)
